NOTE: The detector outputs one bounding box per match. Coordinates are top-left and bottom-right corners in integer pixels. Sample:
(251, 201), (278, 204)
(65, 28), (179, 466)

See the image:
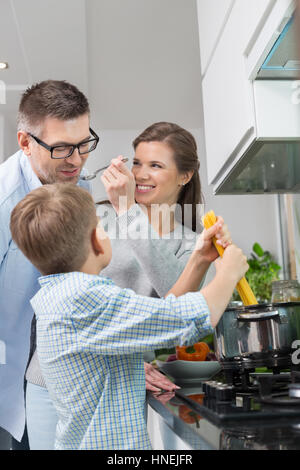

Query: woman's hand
(144, 362), (180, 392)
(101, 155), (136, 214)
(194, 216), (231, 264)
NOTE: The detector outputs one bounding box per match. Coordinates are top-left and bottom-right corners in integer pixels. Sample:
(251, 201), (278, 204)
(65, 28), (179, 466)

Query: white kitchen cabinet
(147, 406), (193, 450)
(198, 0), (296, 187)
(196, 0), (234, 76)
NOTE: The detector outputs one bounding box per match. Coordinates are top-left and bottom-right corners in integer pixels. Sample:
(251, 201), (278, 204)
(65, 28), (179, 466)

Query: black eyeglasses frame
(28, 127), (100, 159)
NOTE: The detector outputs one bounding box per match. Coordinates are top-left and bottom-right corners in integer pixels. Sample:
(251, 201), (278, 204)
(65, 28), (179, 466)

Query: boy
(10, 183), (248, 450)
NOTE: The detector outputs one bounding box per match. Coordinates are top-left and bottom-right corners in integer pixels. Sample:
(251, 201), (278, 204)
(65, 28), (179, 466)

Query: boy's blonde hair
(10, 183), (97, 275)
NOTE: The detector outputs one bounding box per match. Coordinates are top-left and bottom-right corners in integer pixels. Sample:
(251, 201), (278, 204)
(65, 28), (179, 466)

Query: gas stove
(175, 367), (300, 426)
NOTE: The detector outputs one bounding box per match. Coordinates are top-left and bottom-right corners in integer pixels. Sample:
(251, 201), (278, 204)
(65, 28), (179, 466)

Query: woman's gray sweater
(26, 204), (200, 387)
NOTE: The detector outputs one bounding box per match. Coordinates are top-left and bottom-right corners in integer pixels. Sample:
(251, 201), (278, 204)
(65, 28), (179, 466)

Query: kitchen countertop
(147, 384), (300, 450)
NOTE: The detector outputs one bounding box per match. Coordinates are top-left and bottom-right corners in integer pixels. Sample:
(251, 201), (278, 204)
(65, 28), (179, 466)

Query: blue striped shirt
(31, 271), (213, 450)
(0, 150), (91, 440)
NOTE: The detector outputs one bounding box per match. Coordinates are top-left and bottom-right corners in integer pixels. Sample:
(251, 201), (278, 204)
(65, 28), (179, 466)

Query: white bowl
(156, 359), (221, 385)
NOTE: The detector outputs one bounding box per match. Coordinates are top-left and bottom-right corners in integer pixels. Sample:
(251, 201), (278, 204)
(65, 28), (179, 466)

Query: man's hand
(101, 155), (136, 215)
(144, 362), (180, 392)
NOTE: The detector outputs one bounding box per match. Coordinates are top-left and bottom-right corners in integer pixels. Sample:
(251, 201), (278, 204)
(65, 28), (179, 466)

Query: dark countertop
(147, 384), (300, 450)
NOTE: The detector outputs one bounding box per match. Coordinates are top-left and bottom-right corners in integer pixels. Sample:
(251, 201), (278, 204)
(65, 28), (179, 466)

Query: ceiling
(0, 0), (203, 131)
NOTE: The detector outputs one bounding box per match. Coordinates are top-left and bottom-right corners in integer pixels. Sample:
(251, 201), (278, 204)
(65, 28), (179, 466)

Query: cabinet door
(201, 0), (274, 184)
(196, 0), (234, 76)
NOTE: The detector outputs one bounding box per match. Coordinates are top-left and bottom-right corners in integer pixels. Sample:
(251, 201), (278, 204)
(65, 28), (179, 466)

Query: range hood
(215, 15), (300, 195)
(258, 16), (300, 79)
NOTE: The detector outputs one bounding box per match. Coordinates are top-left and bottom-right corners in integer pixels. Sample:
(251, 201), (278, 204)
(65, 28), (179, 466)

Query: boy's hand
(215, 244), (249, 284)
(200, 244), (249, 327)
(101, 155), (136, 214)
(194, 216), (231, 264)
(144, 362), (180, 392)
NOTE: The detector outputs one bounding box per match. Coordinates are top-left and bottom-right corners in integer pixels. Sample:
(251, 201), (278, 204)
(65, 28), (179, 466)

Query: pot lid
(225, 301), (300, 313)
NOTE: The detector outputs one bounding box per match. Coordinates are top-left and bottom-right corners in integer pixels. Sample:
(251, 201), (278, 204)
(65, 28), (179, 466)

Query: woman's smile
(135, 184), (156, 193)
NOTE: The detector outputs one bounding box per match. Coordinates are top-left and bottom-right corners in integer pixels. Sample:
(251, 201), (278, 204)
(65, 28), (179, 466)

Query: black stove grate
(174, 369), (300, 425)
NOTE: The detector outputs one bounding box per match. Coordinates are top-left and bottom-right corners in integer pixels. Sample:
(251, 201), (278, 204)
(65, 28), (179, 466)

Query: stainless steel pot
(214, 302), (300, 369)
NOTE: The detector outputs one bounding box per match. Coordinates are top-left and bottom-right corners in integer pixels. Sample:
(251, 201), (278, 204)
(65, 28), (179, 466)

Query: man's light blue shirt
(0, 150), (91, 440)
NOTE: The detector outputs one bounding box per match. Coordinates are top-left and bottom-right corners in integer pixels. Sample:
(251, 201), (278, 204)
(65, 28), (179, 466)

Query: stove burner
(220, 355), (291, 374)
(175, 368), (300, 426)
(254, 371), (300, 406)
(223, 367), (287, 394)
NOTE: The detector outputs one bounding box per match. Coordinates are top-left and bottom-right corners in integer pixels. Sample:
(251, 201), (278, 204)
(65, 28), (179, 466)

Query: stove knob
(216, 385), (235, 402)
(203, 381), (214, 397)
(202, 381), (209, 394)
(210, 381), (217, 398)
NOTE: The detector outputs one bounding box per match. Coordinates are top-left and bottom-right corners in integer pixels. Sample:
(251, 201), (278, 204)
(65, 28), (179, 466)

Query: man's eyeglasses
(28, 127), (99, 159)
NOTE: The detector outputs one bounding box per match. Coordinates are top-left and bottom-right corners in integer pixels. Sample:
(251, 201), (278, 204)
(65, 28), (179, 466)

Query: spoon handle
(81, 157), (129, 181)
(94, 157), (129, 175)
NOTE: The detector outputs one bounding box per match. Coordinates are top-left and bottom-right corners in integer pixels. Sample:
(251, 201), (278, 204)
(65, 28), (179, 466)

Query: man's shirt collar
(19, 151), (42, 192)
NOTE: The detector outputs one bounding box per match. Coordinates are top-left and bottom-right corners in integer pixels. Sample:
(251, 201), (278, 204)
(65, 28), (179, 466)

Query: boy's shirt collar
(38, 271), (114, 288)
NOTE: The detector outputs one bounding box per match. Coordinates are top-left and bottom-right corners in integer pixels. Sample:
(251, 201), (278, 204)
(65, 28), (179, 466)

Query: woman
(99, 121), (230, 390)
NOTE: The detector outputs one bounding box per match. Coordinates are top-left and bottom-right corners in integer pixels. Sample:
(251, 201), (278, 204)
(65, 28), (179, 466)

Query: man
(0, 80), (174, 449)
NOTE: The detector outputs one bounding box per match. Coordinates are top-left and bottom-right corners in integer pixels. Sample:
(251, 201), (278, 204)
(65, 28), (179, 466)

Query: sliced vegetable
(176, 342), (210, 361)
(206, 352), (217, 361)
(166, 354), (177, 362)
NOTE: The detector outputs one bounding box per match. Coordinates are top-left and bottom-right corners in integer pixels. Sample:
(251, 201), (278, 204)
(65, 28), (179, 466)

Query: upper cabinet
(197, 0), (297, 193)
(196, 0), (235, 75)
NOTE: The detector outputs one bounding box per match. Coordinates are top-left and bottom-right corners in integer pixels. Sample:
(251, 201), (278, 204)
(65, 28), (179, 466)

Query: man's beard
(33, 161), (81, 185)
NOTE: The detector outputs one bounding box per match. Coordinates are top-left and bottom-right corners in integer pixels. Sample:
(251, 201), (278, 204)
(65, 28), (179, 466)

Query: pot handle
(237, 310), (279, 321)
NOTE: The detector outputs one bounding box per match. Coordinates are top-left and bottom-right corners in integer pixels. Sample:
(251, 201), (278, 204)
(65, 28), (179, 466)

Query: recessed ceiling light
(0, 62), (9, 70)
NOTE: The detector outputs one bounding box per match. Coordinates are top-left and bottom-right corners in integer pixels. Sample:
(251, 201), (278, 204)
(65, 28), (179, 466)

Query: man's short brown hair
(10, 184), (97, 275)
(17, 80), (90, 134)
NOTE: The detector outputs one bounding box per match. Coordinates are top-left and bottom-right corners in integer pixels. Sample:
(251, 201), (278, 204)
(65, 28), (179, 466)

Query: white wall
(4, 119), (18, 159)
(0, 114), (19, 162)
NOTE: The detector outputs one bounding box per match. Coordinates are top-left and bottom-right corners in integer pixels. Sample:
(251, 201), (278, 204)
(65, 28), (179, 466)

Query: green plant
(232, 242), (281, 302)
